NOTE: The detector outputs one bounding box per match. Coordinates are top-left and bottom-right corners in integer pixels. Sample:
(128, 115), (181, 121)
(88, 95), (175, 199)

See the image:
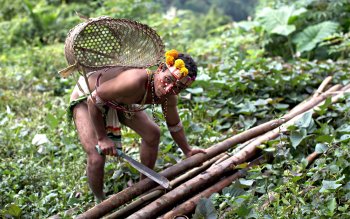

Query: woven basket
(61, 16), (165, 76)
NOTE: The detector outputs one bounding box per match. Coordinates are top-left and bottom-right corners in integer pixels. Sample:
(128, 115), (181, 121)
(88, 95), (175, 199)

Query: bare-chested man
(69, 50), (205, 201)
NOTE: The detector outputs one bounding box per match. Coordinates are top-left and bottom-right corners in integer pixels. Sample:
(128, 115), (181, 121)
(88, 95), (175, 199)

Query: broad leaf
(337, 124), (350, 133)
(192, 198), (217, 219)
(327, 198), (337, 214)
(295, 111), (313, 128)
(256, 6), (306, 36)
(320, 180), (342, 193)
(315, 143), (328, 153)
(239, 179), (255, 187)
(222, 183), (246, 197)
(293, 21), (339, 53)
(290, 129), (307, 148)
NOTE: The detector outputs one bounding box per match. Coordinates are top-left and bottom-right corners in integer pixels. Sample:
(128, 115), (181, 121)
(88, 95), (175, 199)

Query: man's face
(154, 65), (193, 98)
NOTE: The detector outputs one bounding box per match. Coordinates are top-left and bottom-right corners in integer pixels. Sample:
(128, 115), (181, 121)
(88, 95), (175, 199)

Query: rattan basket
(60, 16), (165, 77)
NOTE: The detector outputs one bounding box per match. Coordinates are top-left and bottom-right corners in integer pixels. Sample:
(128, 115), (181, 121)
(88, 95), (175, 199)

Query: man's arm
(163, 95), (206, 158)
(87, 91), (117, 156)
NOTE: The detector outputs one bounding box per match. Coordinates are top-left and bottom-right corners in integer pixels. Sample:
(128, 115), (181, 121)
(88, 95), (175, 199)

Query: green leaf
(320, 180), (342, 193)
(236, 202), (251, 217)
(315, 135), (334, 143)
(315, 97), (332, 115)
(338, 134), (350, 143)
(5, 204), (22, 217)
(315, 143), (328, 153)
(46, 113), (59, 129)
(293, 21), (339, 53)
(186, 87), (204, 94)
(327, 198), (337, 214)
(257, 6), (306, 36)
(337, 124), (350, 133)
(222, 184), (246, 197)
(295, 111), (313, 128)
(290, 129), (307, 148)
(239, 179), (255, 187)
(192, 198), (217, 219)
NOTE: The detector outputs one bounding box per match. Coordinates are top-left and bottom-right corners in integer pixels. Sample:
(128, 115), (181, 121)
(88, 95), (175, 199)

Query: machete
(95, 145), (170, 189)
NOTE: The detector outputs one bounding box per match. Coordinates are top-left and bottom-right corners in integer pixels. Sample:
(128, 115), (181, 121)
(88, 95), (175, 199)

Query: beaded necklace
(150, 71), (168, 122)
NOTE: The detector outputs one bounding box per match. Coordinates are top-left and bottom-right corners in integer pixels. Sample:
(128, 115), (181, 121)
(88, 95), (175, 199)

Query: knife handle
(95, 144), (123, 156)
(95, 145), (104, 156)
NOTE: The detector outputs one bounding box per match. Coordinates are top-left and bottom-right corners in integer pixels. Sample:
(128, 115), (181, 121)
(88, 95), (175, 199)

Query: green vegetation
(1, 0), (350, 218)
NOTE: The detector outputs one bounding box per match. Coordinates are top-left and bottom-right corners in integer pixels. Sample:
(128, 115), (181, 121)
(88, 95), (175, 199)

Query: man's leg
(73, 102), (106, 201)
(121, 111), (161, 177)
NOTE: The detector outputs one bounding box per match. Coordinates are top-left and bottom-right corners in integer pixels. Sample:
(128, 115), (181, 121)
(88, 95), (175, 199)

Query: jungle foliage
(1, 0), (350, 218)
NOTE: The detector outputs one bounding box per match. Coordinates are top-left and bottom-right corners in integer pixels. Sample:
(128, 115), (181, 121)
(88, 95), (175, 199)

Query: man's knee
(87, 153), (105, 168)
(144, 125), (161, 146)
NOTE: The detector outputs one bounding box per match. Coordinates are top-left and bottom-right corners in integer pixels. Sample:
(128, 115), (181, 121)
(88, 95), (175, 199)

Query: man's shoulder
(109, 68), (147, 91)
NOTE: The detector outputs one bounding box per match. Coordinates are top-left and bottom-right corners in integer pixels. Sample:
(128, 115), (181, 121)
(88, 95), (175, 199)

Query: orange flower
(165, 49), (178, 59)
(166, 55), (175, 66)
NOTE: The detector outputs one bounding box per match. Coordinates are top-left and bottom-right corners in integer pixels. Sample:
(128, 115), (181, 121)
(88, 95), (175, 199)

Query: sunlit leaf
(320, 180), (342, 193)
(239, 179), (255, 187)
(32, 134), (50, 146)
(315, 143), (328, 153)
(186, 87), (204, 94)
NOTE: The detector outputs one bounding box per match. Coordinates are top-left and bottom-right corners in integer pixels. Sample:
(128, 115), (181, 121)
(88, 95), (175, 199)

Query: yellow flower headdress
(165, 49), (189, 79)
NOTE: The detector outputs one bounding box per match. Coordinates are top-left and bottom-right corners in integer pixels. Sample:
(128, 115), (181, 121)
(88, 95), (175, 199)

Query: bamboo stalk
(306, 151), (321, 167)
(313, 76), (333, 97)
(77, 84), (347, 219)
(287, 84), (341, 116)
(104, 153), (227, 219)
(160, 155), (268, 219)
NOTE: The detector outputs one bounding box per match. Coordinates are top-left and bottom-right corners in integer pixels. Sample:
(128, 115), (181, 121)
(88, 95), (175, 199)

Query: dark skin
(71, 66), (206, 201)
(87, 66), (205, 157)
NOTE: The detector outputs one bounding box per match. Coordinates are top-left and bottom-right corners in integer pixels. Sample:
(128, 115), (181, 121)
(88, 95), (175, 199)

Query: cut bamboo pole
(77, 84), (347, 219)
(160, 155), (268, 219)
(313, 76), (333, 97)
(306, 151), (321, 167)
(287, 84), (341, 116)
(103, 153), (227, 219)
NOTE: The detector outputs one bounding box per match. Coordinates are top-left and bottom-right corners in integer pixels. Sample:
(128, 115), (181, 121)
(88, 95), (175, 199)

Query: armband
(168, 121), (183, 133)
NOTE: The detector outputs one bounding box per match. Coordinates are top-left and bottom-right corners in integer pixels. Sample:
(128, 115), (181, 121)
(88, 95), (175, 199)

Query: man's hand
(185, 148), (207, 158)
(97, 137), (118, 156)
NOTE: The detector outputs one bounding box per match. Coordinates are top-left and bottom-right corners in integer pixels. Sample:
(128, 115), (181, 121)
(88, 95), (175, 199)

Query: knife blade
(95, 145), (170, 189)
